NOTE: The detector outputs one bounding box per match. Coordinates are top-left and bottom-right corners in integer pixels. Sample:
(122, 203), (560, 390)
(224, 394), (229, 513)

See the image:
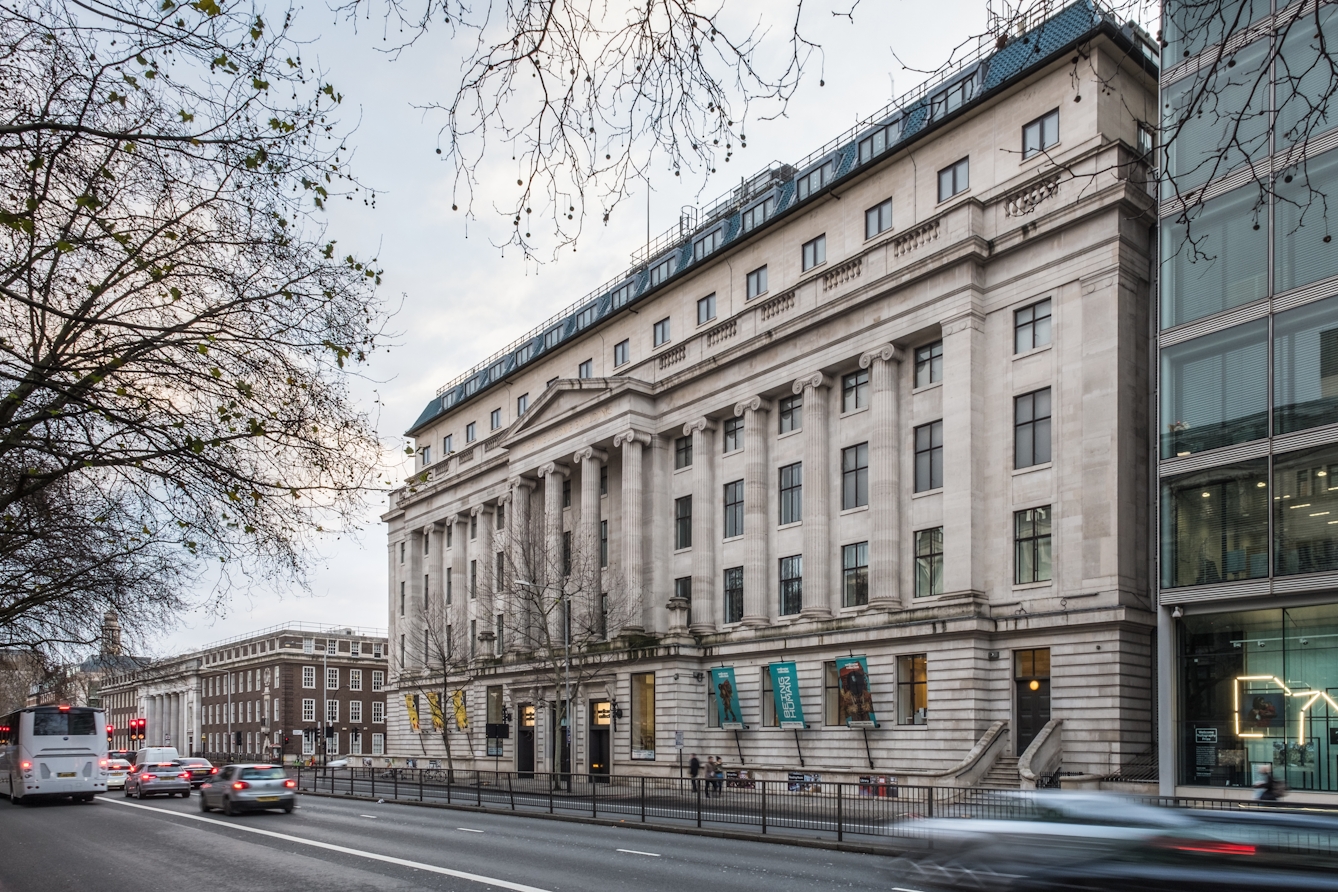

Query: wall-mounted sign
(521, 704), (536, 727)
(710, 667), (744, 730)
(1195, 728), (1218, 745)
(592, 700), (612, 726)
(834, 656), (878, 729)
(769, 662), (806, 730)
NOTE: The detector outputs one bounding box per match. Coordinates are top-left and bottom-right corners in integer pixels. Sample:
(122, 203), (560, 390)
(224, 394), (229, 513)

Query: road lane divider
(616, 849), (661, 857)
(98, 797), (553, 892)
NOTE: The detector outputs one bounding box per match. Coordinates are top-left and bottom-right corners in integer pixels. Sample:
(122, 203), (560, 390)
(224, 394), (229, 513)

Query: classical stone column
(509, 478), (537, 643)
(471, 503), (495, 656)
(612, 430), (651, 632)
(574, 446), (608, 599)
(860, 343), (906, 609)
(450, 513), (469, 653)
(942, 309), (985, 599)
(538, 462), (569, 648)
(685, 418), (717, 633)
(734, 397), (771, 627)
(494, 491), (513, 653)
(794, 374), (832, 619)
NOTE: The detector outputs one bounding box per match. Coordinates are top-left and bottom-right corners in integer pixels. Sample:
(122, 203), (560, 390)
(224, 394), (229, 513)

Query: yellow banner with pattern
(451, 689), (469, 730)
(404, 693), (420, 733)
(426, 692), (445, 732)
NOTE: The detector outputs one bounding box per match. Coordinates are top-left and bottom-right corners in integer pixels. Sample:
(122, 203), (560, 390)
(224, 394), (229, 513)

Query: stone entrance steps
(978, 755), (1021, 789)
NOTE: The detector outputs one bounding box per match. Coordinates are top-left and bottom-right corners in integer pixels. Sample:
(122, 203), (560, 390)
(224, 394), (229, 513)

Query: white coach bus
(0, 705), (109, 803)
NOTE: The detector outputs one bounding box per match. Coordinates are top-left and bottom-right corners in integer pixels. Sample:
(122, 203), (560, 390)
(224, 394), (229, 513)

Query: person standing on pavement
(688, 753), (701, 793)
(711, 756), (724, 795)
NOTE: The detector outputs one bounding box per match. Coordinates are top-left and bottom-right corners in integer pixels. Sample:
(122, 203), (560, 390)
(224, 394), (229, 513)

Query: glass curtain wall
(1178, 604), (1338, 792)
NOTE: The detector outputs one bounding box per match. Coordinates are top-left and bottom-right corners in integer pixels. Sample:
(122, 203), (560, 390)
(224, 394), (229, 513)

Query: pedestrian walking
(688, 753), (701, 793)
(711, 756), (724, 795)
(1255, 762), (1285, 804)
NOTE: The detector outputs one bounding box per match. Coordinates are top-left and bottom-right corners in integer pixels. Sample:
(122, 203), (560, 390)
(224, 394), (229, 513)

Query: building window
(497, 502), (506, 528)
(842, 542), (868, 607)
(1162, 319), (1268, 457)
(937, 157), (969, 202)
(490, 408), (502, 431)
(741, 196), (774, 232)
(302, 699), (315, 722)
(931, 70), (977, 118)
(630, 672), (656, 760)
(326, 667), (338, 690)
(326, 700), (339, 723)
(697, 293), (717, 325)
(562, 478), (571, 507)
(724, 567), (744, 624)
(1274, 295), (1338, 436)
(465, 422), (476, 443)
(796, 160), (834, 201)
(674, 434), (693, 469)
(802, 234), (826, 271)
(600, 520), (609, 568)
(613, 339), (630, 368)
(470, 514), (478, 538)
(779, 555), (803, 615)
(693, 229), (722, 261)
(724, 480), (745, 538)
(371, 671), (384, 692)
(399, 542), (405, 563)
(914, 421), (944, 492)
(897, 655), (928, 725)
(578, 358), (593, 379)
(470, 560), (477, 598)
(544, 327), (563, 350)
(675, 496), (693, 549)
(746, 265), (768, 299)
(1014, 506), (1053, 584)
(443, 434), (453, 455)
(517, 393), (529, 416)
(915, 527), (944, 597)
(516, 343), (532, 364)
(399, 634), (405, 666)
(1274, 444), (1338, 576)
(600, 465), (608, 495)
(653, 317), (672, 347)
(778, 462), (802, 525)
(371, 732), (385, 755)
(649, 257), (673, 287)
(1015, 298), (1052, 353)
(842, 370), (869, 412)
(865, 198), (893, 239)
(915, 341), (943, 387)
(576, 303), (598, 330)
(723, 416), (743, 452)
(610, 281), (634, 309)
(1160, 185), (1267, 329)
(1022, 109), (1060, 159)
(778, 394), (802, 433)
(421, 444), (431, 466)
(399, 582), (405, 616)
(302, 666), (316, 689)
(858, 120), (900, 164)
(761, 668), (777, 726)
(1015, 388), (1052, 469)
(842, 443), (869, 509)
(1161, 460), (1269, 587)
(371, 699), (385, 722)
(349, 670), (362, 691)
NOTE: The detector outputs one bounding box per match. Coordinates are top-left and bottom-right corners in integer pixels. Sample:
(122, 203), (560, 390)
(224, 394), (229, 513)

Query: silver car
(198, 763), (295, 815)
(124, 761), (191, 799)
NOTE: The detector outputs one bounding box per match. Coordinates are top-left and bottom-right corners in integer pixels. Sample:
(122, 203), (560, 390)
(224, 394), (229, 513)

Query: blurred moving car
(104, 759), (132, 790)
(178, 757), (216, 788)
(325, 758), (349, 769)
(124, 761), (190, 799)
(198, 764), (295, 815)
(911, 791), (1338, 891)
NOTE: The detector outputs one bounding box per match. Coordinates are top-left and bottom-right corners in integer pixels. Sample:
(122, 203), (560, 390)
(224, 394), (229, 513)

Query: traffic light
(106, 724), (114, 745)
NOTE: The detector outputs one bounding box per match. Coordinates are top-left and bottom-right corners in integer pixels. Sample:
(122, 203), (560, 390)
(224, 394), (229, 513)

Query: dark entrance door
(517, 704), (535, 778)
(1015, 648), (1052, 754)
(589, 700), (611, 781)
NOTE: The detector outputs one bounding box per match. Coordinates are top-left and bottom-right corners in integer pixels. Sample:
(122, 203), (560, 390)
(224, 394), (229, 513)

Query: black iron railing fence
(280, 765), (1338, 854)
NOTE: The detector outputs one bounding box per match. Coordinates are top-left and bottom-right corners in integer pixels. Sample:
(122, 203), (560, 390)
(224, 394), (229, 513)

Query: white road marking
(616, 849), (661, 857)
(359, 815), (377, 819)
(98, 798), (552, 892)
(892, 888), (925, 892)
(456, 827), (484, 833)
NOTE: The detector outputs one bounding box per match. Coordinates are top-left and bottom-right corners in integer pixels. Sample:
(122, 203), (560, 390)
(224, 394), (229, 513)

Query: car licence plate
(257, 796), (279, 802)
(57, 772), (76, 778)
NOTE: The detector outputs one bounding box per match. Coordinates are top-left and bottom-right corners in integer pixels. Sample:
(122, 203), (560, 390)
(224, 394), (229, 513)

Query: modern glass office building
(1160, 0), (1338, 798)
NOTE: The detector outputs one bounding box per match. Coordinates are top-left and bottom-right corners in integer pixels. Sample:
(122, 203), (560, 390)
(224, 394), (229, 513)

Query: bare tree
(0, 0), (386, 655)
(422, 619), (474, 776)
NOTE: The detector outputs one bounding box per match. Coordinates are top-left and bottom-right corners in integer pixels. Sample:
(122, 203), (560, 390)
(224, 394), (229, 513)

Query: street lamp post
(203, 670), (232, 760)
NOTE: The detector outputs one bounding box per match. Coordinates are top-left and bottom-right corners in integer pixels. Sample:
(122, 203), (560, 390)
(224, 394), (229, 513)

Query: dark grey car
(124, 761), (190, 799)
(198, 764), (295, 815)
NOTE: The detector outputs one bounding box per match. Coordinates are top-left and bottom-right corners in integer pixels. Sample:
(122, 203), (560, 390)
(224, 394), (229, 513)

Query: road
(0, 792), (922, 892)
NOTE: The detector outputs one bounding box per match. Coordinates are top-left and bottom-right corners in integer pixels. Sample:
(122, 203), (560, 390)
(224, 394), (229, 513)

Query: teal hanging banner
(834, 656), (878, 728)
(710, 667), (744, 730)
(769, 662), (806, 730)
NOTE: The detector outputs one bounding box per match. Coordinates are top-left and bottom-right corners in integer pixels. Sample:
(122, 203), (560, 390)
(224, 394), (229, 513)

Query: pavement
(0, 791), (923, 892)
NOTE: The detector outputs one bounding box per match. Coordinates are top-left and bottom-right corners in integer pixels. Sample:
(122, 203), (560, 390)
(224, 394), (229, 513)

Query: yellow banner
(426, 692), (445, 732)
(405, 693), (420, 733)
(451, 689), (469, 730)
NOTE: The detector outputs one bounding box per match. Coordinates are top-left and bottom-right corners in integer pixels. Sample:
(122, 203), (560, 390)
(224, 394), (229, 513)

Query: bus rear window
(31, 712), (98, 736)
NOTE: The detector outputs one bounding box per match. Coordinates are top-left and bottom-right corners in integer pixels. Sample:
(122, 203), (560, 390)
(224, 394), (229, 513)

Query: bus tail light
(99, 760), (108, 768)
(19, 761), (30, 771)
(232, 781), (250, 790)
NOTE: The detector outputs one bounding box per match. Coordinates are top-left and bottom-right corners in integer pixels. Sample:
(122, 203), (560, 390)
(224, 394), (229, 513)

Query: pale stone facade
(388, 6), (1159, 782)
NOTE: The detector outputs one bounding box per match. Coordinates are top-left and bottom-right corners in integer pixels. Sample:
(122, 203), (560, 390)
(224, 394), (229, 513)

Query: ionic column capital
(573, 446), (608, 465)
(734, 396), (770, 417)
(510, 476), (538, 492)
(793, 372), (829, 395)
(495, 491), (514, 507)
(612, 429), (652, 449)
(683, 417), (716, 437)
(859, 343), (906, 369)
(537, 461), (569, 479)
(470, 503), (494, 518)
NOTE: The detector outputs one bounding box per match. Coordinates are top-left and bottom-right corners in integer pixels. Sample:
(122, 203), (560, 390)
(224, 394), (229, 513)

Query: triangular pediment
(501, 376), (654, 447)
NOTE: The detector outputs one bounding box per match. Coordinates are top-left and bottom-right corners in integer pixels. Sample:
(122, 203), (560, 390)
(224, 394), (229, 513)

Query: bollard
(836, 783), (843, 842)
(640, 776), (646, 823)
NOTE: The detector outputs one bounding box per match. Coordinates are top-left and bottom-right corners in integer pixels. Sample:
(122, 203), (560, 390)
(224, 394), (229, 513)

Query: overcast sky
(152, 0), (1003, 655)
